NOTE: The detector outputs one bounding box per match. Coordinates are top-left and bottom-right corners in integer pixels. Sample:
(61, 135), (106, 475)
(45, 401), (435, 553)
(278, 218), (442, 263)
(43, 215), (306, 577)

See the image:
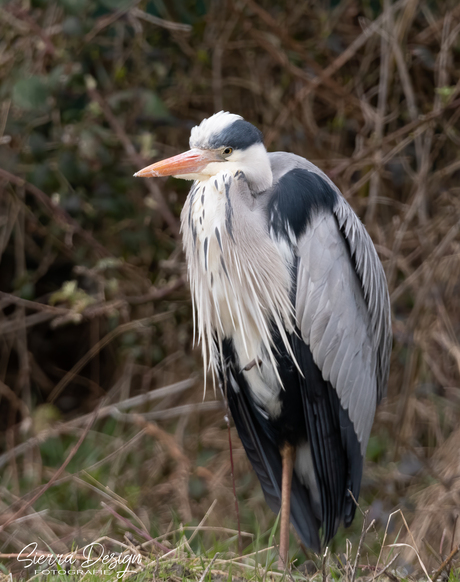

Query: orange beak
(134, 148), (220, 178)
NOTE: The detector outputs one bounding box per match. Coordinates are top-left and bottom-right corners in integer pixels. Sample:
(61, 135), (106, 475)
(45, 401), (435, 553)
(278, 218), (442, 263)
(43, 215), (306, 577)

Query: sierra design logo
(16, 542), (143, 578)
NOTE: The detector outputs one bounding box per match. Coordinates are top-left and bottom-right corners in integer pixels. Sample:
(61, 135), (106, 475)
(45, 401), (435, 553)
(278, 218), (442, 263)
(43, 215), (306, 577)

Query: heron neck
(240, 143), (273, 194)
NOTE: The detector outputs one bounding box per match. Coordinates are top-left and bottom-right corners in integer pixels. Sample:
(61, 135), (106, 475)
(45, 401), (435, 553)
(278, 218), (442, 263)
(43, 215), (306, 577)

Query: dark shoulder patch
(268, 169), (338, 240)
(209, 119), (263, 151)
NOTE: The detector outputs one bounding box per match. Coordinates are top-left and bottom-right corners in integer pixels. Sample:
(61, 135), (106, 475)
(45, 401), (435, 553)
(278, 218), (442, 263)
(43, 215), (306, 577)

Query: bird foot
(241, 358), (262, 372)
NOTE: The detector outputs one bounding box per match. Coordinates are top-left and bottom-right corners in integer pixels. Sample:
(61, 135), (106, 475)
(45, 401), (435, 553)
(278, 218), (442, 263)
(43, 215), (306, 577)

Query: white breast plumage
(181, 171), (296, 416)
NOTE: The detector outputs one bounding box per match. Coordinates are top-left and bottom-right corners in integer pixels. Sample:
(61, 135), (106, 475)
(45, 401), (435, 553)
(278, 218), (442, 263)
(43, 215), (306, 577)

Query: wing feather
(296, 200), (391, 451)
(267, 159), (391, 540)
(334, 198), (392, 401)
(222, 340), (322, 551)
(219, 155), (391, 549)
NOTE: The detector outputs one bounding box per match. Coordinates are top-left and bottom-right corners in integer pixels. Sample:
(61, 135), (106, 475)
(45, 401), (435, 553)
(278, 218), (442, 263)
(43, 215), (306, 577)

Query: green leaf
(141, 89), (170, 118)
(435, 85), (456, 106)
(62, 15), (84, 36)
(49, 280), (96, 312)
(99, 0), (132, 9)
(12, 76), (50, 111)
(60, 0), (89, 14)
(33, 404), (61, 433)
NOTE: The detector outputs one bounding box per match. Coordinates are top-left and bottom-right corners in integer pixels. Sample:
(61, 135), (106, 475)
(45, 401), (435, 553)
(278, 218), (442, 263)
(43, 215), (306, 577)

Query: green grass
(4, 497), (460, 582)
(1, 406), (456, 581)
(8, 539), (460, 582)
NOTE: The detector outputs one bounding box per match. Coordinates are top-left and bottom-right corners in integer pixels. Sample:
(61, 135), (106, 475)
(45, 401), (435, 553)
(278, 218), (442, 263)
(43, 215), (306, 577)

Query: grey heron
(135, 111), (392, 566)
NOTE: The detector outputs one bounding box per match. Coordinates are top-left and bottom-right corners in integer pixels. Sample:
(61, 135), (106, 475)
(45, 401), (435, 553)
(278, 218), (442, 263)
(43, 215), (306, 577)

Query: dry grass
(1, 0), (460, 578)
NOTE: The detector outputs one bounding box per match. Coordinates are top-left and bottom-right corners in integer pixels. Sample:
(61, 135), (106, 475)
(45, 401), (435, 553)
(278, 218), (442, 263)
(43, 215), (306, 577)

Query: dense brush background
(1, 0), (460, 578)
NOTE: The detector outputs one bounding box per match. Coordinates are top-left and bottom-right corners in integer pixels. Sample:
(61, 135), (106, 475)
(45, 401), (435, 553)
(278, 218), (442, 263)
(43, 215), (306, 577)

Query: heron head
(135, 111), (273, 193)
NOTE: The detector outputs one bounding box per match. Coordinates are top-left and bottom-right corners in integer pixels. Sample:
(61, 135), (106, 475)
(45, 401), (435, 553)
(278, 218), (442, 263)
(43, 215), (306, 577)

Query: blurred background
(1, 0), (460, 576)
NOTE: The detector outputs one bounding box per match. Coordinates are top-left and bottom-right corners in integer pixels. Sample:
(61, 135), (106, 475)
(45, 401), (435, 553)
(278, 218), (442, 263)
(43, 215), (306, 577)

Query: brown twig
(265, 0), (406, 146)
(329, 97), (460, 179)
(84, 0), (142, 42)
(101, 502), (170, 553)
(0, 380), (29, 417)
(198, 552), (219, 582)
(46, 312), (174, 403)
(0, 378), (196, 471)
(225, 410), (243, 556)
(126, 276), (186, 305)
(85, 85), (180, 238)
(431, 544), (460, 581)
(116, 410), (192, 522)
(351, 512), (375, 582)
(0, 291), (68, 314)
(0, 401), (100, 533)
(0, 167), (112, 258)
(130, 7), (192, 33)
(322, 546), (328, 582)
(4, 4), (56, 54)
(369, 553), (400, 581)
(450, 516), (458, 554)
(242, 0), (363, 112)
(365, 0), (392, 224)
(143, 400), (222, 421)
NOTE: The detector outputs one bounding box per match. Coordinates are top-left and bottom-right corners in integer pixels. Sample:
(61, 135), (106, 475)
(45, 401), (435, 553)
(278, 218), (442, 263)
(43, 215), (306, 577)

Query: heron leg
(279, 442), (296, 569)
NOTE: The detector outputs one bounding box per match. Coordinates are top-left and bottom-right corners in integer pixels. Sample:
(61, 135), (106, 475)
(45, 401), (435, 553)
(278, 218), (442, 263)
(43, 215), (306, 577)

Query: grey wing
(295, 198), (392, 453)
(334, 197), (392, 404)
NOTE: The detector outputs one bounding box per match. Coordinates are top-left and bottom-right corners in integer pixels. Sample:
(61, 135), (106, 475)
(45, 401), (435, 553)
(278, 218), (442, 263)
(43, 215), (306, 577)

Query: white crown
(190, 111), (242, 148)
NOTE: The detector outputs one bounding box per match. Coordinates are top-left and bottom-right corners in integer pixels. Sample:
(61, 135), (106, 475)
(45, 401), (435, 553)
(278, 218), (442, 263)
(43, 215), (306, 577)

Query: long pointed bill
(134, 148), (219, 178)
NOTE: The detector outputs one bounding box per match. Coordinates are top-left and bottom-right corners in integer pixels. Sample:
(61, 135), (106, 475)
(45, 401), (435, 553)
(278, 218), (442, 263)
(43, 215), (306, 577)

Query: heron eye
(223, 147), (233, 155)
